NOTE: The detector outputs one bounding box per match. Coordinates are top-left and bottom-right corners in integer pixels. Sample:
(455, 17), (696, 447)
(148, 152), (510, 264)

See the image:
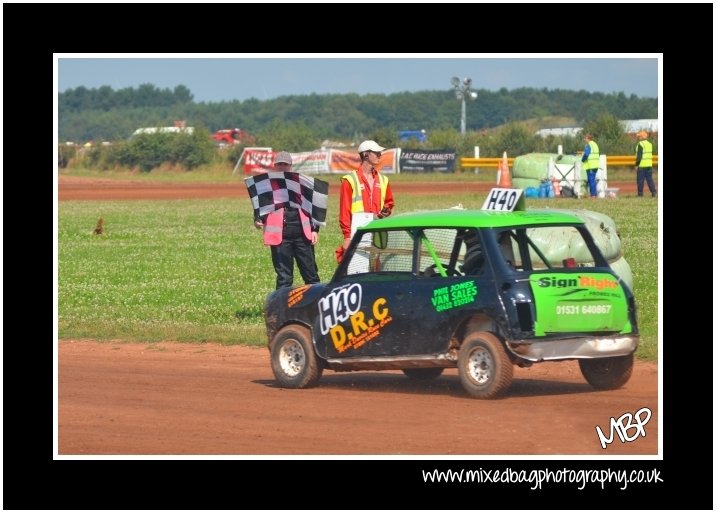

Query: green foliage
(86, 143), (123, 170)
(490, 123), (535, 156)
(582, 113), (633, 155)
(112, 129), (216, 172)
(422, 128), (461, 151)
(119, 133), (171, 171)
(368, 126), (399, 149)
(58, 84), (658, 170)
(58, 187), (658, 361)
(58, 145), (77, 167)
(60, 83), (194, 112)
(424, 125), (579, 160)
(534, 135), (582, 154)
(168, 127), (216, 169)
(226, 144), (247, 163)
(59, 85), (658, 144)
(254, 120), (320, 152)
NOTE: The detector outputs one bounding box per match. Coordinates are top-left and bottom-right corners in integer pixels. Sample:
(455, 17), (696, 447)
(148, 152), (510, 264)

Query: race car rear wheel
(579, 354), (633, 390)
(270, 325), (323, 389)
(402, 368), (444, 380)
(458, 332), (513, 399)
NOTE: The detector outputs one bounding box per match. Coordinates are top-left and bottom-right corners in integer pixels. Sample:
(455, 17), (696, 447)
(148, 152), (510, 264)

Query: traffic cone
(498, 152), (512, 188)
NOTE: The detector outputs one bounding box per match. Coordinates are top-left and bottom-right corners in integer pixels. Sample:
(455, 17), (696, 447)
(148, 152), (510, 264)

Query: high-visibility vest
(342, 170), (388, 213)
(585, 140), (600, 171)
(636, 140), (653, 168)
(262, 208), (312, 246)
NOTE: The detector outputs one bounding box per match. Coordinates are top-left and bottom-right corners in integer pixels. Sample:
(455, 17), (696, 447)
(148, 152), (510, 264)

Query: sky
(57, 54), (659, 103)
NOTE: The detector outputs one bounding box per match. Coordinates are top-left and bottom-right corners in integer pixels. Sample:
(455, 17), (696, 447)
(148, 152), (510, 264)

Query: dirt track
(58, 176), (657, 456)
(59, 341), (657, 456)
(58, 174), (639, 201)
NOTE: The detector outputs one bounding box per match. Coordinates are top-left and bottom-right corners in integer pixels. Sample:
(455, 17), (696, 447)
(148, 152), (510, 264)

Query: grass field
(58, 176), (658, 361)
(63, 163), (645, 185)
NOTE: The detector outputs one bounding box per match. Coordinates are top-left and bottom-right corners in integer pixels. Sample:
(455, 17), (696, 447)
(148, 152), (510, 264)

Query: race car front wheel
(270, 325), (323, 389)
(458, 332), (513, 399)
(579, 354), (633, 390)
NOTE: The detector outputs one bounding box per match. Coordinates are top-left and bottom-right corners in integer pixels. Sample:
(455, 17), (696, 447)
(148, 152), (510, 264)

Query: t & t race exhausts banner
(399, 149), (456, 173)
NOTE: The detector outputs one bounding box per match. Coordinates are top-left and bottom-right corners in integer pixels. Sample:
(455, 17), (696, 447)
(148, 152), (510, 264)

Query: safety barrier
(606, 155), (659, 166)
(461, 155), (658, 169)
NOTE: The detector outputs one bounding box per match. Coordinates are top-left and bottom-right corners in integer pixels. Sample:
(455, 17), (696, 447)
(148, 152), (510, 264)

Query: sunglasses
(369, 151), (382, 158)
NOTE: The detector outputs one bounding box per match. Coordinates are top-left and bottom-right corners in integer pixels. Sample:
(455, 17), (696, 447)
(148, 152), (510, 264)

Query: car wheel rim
(279, 339), (304, 377)
(467, 346), (493, 385)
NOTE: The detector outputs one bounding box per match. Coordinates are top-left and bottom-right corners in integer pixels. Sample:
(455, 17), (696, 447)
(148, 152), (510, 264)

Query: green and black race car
(263, 189), (639, 399)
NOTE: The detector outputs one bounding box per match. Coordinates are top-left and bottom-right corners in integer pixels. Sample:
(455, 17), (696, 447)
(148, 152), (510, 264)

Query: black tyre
(579, 354), (633, 390)
(402, 367), (444, 380)
(270, 325), (323, 389)
(458, 332), (513, 399)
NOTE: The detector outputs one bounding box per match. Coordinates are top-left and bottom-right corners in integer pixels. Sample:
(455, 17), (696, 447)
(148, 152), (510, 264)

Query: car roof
(361, 209), (584, 231)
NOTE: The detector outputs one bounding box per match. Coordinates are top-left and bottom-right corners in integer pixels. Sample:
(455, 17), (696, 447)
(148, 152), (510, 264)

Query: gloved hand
(377, 206), (392, 219)
(335, 245), (345, 263)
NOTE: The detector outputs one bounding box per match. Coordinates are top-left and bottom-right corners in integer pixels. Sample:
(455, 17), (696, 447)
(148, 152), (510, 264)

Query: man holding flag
(245, 151), (328, 289)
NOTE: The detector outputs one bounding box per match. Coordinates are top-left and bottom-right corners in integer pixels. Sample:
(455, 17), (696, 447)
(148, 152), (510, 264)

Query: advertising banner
(243, 149), (275, 174)
(290, 150), (331, 174)
(243, 148), (400, 174)
(399, 149), (457, 173)
(330, 149), (398, 174)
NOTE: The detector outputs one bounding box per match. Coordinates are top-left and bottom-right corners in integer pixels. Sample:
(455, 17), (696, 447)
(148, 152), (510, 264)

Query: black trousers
(270, 225), (320, 289)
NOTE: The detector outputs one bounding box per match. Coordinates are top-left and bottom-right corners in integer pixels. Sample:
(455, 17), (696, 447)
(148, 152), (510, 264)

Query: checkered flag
(244, 172), (328, 226)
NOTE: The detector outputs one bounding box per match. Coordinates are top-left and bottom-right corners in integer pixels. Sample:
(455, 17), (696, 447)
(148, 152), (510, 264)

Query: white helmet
(357, 140), (385, 153)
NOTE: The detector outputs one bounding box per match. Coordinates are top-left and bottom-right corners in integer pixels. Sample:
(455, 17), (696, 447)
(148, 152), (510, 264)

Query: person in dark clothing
(581, 133), (600, 198)
(254, 151), (320, 289)
(634, 131), (657, 197)
(461, 229), (484, 275)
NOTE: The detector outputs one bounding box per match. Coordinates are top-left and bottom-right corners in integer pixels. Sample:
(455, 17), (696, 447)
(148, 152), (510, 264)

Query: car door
(313, 228), (441, 359)
(313, 227), (489, 359)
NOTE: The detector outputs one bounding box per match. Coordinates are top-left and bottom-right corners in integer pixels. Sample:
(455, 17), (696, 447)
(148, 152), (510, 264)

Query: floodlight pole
(451, 77), (476, 136)
(460, 97), (467, 135)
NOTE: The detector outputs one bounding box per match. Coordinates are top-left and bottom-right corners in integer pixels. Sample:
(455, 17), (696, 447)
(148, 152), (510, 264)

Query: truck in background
(212, 128), (256, 146)
(398, 129), (427, 143)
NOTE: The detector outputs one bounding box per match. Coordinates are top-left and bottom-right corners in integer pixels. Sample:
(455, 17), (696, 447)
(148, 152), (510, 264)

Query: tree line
(60, 112), (655, 173)
(59, 83), (657, 144)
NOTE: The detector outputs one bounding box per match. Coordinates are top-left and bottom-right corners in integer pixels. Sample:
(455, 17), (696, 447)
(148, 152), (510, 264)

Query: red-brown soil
(58, 174), (639, 201)
(59, 341), (657, 456)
